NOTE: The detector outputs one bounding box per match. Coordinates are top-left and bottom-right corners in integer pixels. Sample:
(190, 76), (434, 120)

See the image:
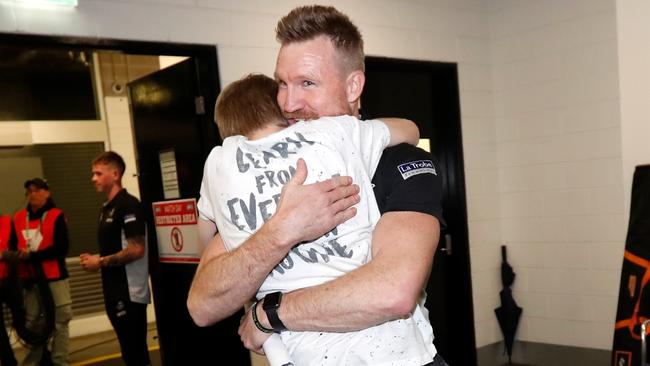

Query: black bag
(612, 165), (650, 366)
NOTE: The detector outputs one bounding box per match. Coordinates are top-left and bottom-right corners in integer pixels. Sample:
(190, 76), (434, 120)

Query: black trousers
(424, 353), (449, 366)
(0, 286), (18, 366)
(105, 299), (151, 366)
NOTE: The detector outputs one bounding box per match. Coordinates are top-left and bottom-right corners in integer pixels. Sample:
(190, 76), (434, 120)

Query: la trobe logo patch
(397, 160), (437, 180)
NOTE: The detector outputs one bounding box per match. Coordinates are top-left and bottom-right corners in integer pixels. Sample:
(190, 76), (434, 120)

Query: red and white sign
(153, 198), (201, 263)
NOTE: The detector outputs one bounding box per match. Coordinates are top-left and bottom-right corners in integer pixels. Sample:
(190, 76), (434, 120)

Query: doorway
(128, 58), (250, 365)
(362, 56), (477, 365)
(0, 33), (251, 365)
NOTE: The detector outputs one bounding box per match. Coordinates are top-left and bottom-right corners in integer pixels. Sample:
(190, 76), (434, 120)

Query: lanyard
(25, 210), (48, 249)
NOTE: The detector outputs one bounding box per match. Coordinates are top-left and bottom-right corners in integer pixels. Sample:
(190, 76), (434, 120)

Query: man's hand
(239, 303), (272, 354)
(187, 159), (360, 327)
(268, 158), (360, 248)
(79, 253), (101, 272)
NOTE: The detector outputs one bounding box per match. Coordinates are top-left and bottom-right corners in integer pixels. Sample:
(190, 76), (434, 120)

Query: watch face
(263, 291), (282, 310)
(262, 291), (287, 332)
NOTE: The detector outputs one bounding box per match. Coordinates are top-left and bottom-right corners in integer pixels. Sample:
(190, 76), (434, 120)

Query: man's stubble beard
(284, 110), (320, 122)
(283, 103), (355, 123)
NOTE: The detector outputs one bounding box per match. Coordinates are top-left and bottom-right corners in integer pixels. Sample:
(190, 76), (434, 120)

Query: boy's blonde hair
(215, 74), (285, 139)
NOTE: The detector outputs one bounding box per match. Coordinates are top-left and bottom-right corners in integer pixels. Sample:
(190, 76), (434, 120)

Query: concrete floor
(476, 341), (610, 366)
(10, 323), (270, 366)
(10, 323), (160, 366)
(68, 325), (161, 366)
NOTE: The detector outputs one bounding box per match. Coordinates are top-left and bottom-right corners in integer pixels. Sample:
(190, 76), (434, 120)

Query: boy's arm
(380, 118), (420, 146)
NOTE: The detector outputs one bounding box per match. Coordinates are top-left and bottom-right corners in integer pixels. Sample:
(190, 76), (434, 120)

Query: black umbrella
(494, 245), (522, 364)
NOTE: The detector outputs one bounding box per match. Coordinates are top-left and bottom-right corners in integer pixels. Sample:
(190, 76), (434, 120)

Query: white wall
(1, 0), (642, 352)
(0, 156), (43, 214)
(489, 0), (623, 350)
(0, 121), (107, 147)
(104, 96), (141, 198)
(0, 0), (499, 347)
(617, 0), (650, 213)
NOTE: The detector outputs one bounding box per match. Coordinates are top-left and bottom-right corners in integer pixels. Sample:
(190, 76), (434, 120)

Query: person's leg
(0, 296), (18, 366)
(107, 300), (150, 366)
(49, 279), (72, 366)
(126, 302), (151, 366)
(21, 285), (43, 366)
(49, 303), (72, 366)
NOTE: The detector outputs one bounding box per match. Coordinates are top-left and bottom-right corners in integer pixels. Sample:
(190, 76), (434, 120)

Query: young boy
(196, 74), (419, 364)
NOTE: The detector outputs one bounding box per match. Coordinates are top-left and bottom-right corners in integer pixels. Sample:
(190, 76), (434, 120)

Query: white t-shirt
(198, 115), (436, 365)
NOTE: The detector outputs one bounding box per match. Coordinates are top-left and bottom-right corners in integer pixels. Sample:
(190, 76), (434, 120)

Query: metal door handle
(642, 318), (650, 366)
(440, 234), (452, 256)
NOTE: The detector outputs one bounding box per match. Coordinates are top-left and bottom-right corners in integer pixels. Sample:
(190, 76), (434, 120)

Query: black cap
(24, 178), (49, 190)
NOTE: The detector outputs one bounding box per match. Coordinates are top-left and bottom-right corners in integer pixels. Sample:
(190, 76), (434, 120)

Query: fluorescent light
(17, 0), (78, 7)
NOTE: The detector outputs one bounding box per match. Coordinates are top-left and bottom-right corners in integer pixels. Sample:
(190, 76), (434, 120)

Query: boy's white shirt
(198, 115), (435, 365)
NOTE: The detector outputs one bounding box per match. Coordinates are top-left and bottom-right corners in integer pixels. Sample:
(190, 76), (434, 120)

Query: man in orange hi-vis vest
(13, 178), (72, 366)
(1, 213), (18, 366)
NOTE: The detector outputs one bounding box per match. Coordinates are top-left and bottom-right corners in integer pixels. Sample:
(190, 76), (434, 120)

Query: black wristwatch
(262, 291), (287, 333)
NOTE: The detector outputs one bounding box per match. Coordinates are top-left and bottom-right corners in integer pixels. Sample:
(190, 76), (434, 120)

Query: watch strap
(252, 301), (274, 334)
(263, 292), (287, 333)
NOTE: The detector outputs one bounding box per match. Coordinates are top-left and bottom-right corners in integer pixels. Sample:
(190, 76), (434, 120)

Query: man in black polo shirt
(80, 151), (151, 366)
(371, 143), (443, 219)
(189, 5), (447, 366)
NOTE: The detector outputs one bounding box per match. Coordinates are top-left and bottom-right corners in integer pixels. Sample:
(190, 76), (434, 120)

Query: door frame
(0, 32), (220, 65)
(0, 31), (222, 197)
(0, 33), (223, 364)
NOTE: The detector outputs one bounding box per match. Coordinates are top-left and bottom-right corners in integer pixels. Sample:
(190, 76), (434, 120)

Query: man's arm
(79, 236), (145, 271)
(81, 198), (146, 272)
(188, 226), (293, 326)
(101, 236), (145, 267)
(250, 211), (439, 333)
(269, 145), (443, 332)
(187, 158), (361, 326)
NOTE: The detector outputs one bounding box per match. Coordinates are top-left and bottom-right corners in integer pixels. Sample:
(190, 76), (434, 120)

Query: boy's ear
(346, 70), (365, 103)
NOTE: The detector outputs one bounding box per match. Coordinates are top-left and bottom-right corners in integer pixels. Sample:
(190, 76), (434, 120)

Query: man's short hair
(92, 151), (126, 177)
(215, 74), (285, 139)
(276, 5), (365, 73)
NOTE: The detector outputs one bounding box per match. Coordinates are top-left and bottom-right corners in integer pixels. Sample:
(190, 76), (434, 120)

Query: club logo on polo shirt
(100, 208), (115, 223)
(397, 160), (437, 180)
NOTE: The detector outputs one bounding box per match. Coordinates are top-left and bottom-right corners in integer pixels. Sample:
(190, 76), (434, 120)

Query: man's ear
(345, 70), (365, 103)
